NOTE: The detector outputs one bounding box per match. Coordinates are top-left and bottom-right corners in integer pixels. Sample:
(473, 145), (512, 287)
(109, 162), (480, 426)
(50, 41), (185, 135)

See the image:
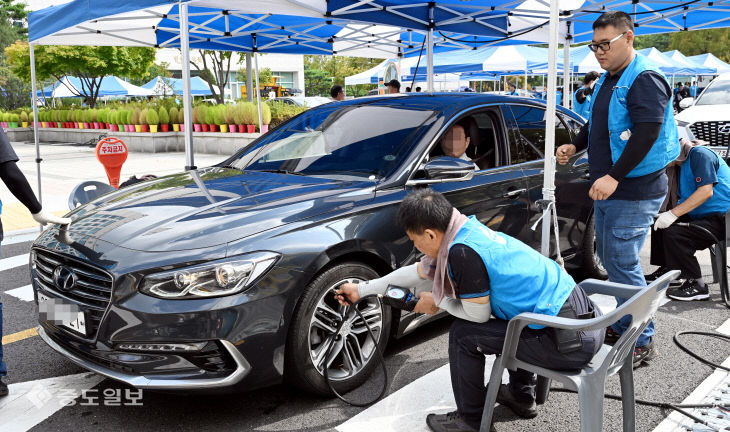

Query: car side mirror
(679, 97), (694, 109)
(406, 156), (475, 186)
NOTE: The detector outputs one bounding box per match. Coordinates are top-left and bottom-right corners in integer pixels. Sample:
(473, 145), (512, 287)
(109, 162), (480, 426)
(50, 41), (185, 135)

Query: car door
(409, 106), (531, 239)
(502, 102), (592, 260)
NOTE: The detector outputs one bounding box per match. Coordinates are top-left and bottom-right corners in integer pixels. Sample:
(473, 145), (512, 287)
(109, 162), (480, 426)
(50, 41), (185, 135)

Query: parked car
(676, 72), (730, 148)
(31, 93), (599, 396)
(270, 96), (332, 108)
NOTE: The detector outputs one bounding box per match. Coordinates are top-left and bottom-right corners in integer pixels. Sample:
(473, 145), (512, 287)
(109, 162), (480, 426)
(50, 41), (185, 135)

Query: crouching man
(336, 190), (604, 432)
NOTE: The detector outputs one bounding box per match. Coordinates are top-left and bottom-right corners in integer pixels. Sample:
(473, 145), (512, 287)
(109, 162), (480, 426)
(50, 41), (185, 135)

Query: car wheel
(581, 215), (608, 280)
(285, 262), (392, 396)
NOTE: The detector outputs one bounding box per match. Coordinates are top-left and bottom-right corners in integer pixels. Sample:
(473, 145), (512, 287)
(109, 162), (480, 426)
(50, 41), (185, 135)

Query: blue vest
(678, 147), (730, 219)
(556, 91), (563, 106)
(449, 217), (575, 329)
(588, 54), (680, 177)
(573, 88), (592, 119)
(690, 85), (698, 98)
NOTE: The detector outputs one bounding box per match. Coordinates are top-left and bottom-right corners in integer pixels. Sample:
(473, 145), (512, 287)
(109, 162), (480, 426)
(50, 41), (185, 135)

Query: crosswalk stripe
(0, 373), (104, 432)
(0, 254), (29, 272)
(2, 232), (40, 246)
(5, 284), (34, 302)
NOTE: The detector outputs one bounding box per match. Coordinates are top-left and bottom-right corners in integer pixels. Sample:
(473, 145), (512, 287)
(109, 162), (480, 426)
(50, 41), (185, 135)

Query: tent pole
(563, 37), (571, 108)
(246, 53), (253, 102)
(524, 70), (528, 91)
(179, 2), (195, 170)
(426, 30), (434, 92)
(541, 0), (560, 257)
(254, 52), (263, 133)
(29, 43), (42, 228)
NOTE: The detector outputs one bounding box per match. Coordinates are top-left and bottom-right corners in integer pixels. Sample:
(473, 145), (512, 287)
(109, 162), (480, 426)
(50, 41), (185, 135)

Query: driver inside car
(439, 121), (472, 161)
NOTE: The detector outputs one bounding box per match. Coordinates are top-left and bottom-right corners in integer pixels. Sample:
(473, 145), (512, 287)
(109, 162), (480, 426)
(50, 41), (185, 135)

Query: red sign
(95, 137), (128, 188)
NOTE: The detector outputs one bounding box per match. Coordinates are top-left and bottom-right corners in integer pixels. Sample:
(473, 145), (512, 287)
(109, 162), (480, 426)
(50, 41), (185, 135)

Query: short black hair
(405, 86), (412, 92)
(386, 79), (401, 91)
(592, 11), (633, 32)
(397, 189), (453, 234)
(330, 85), (343, 98)
(415, 86), (422, 92)
(584, 71), (601, 84)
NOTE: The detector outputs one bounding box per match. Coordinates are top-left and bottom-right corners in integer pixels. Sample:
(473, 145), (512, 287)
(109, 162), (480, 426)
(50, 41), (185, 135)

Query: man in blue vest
(556, 11), (679, 366)
(336, 190), (604, 432)
(507, 83), (518, 96)
(573, 71), (601, 119)
(647, 144), (730, 300)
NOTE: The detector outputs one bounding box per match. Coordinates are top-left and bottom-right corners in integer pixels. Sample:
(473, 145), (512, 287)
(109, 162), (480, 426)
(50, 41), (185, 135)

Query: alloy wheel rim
(307, 277), (383, 381)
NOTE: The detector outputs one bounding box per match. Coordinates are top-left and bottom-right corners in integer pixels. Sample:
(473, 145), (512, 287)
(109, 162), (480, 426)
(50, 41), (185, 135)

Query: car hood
(676, 104), (730, 123)
(65, 167), (374, 252)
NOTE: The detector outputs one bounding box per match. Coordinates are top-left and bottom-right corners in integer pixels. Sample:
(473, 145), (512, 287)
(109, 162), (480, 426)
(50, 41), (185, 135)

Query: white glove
(32, 210), (72, 226)
(653, 210), (678, 230)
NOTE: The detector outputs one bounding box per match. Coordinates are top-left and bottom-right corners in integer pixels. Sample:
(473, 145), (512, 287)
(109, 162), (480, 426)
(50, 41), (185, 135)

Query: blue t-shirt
(688, 148), (719, 188)
(588, 69), (671, 200)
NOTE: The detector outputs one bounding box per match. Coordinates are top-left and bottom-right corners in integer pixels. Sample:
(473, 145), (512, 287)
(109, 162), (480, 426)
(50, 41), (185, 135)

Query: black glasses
(588, 32), (627, 53)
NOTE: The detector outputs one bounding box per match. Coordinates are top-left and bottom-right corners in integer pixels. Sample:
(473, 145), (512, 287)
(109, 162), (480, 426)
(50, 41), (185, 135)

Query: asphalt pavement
(0, 141), (728, 432)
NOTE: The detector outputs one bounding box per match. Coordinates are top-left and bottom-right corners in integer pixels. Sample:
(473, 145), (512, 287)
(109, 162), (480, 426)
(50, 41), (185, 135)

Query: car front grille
(33, 248), (113, 339)
(690, 121), (730, 147)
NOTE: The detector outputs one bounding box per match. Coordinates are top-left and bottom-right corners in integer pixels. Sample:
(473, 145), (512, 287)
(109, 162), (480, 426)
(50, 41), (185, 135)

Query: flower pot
(219, 124), (228, 133)
(209, 124), (218, 132)
(134, 125), (142, 132)
(92, 122), (99, 129)
(83, 122), (90, 129)
(246, 124), (256, 133)
(109, 124), (118, 132)
(172, 124), (180, 132)
(149, 125), (158, 133)
(141, 124), (149, 133)
(161, 124), (169, 132)
(229, 124), (237, 133)
(194, 124), (202, 132)
(22, 122), (28, 128)
(201, 124), (209, 132)
(180, 124), (185, 132)
(261, 124), (269, 133)
(8, 122), (17, 128)
(0, 122), (6, 128)
(118, 124), (124, 132)
(41, 122), (47, 128)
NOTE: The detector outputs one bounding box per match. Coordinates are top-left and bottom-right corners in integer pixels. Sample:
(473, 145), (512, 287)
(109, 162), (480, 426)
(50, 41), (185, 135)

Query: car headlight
(139, 251), (280, 299)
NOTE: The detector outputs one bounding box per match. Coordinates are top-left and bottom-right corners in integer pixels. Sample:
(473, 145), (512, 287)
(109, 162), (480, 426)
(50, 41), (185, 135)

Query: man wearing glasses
(556, 11), (679, 366)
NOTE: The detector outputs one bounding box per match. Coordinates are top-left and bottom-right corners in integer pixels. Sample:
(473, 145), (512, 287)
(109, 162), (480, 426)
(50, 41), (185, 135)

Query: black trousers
(448, 285), (604, 429)
(650, 213), (725, 280)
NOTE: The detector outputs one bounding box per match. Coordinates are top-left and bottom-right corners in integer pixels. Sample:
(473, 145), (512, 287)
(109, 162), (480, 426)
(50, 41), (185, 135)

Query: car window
(696, 80), (730, 106)
(228, 105), (434, 178)
(428, 111), (499, 170)
(506, 105), (572, 163)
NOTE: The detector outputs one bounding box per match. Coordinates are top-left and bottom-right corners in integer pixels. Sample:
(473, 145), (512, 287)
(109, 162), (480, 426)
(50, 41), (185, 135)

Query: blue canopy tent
(636, 47), (696, 76)
(142, 76), (213, 96)
(664, 50), (717, 76)
(37, 75), (153, 98)
(687, 53), (730, 75)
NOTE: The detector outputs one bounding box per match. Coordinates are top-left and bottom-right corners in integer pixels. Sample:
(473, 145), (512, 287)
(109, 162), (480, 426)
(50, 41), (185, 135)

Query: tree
(303, 55), (381, 96)
(304, 66), (331, 96)
(669, 28), (730, 62)
(5, 43), (156, 107)
(192, 50), (233, 104)
(130, 61), (172, 86)
(634, 33), (670, 51)
(0, 0), (28, 110)
(236, 66), (273, 86)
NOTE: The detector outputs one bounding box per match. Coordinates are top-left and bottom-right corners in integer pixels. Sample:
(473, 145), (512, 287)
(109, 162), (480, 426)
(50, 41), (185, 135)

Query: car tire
(581, 215), (608, 280)
(285, 262), (392, 396)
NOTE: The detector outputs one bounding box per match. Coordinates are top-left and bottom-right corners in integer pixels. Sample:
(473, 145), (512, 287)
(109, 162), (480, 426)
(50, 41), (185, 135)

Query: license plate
(38, 292), (87, 336)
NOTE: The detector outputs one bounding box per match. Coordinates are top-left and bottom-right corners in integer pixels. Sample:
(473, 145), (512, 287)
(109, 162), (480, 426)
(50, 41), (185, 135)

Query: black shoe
(426, 411), (485, 432)
(644, 267), (682, 286)
(496, 384), (538, 419)
(667, 279), (710, 301)
(0, 378), (8, 397)
(633, 339), (657, 368)
(604, 326), (621, 345)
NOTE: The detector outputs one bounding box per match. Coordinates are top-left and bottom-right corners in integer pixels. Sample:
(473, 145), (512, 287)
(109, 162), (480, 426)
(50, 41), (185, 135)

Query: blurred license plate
(38, 292), (87, 336)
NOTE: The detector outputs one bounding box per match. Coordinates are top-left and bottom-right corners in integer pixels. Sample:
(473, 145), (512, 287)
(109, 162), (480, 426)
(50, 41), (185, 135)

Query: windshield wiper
(257, 169), (305, 175)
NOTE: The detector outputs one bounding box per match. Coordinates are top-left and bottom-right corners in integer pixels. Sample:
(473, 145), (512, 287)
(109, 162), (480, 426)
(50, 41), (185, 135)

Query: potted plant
(82, 109), (90, 129)
(205, 106), (216, 132)
(20, 111), (29, 128)
(215, 105), (227, 133)
(195, 106), (207, 132)
(132, 107), (142, 132)
(146, 108), (159, 133)
(125, 110), (133, 132)
(169, 106), (179, 132)
(225, 105), (236, 132)
(8, 113), (19, 128)
(108, 110), (118, 131)
(75, 110), (82, 128)
(140, 108), (149, 132)
(178, 106), (185, 131)
(261, 103), (271, 134)
(242, 102), (257, 133)
(158, 106), (170, 132)
(116, 110), (124, 132)
(233, 104), (245, 132)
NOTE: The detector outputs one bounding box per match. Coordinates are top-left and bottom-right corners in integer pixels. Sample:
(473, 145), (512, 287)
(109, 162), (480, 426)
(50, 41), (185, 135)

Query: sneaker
(496, 384), (538, 419)
(604, 326), (621, 345)
(666, 279), (710, 301)
(633, 339), (657, 367)
(426, 411), (486, 432)
(644, 267), (682, 286)
(0, 378), (7, 397)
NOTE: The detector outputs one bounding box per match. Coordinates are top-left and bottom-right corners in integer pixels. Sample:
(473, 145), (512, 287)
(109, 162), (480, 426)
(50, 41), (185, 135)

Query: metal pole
(246, 53), (253, 102)
(179, 2), (195, 170)
(426, 4), (434, 92)
(563, 37), (571, 108)
(540, 0), (560, 257)
(524, 70), (528, 91)
(29, 43), (42, 223)
(254, 52), (263, 132)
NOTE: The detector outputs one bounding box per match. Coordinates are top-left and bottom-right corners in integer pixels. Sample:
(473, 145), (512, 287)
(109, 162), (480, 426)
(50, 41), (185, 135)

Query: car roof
(317, 92), (580, 119)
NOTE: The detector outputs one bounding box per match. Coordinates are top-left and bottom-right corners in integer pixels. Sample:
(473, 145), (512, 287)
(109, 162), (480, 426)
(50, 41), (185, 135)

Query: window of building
(273, 72), (295, 89)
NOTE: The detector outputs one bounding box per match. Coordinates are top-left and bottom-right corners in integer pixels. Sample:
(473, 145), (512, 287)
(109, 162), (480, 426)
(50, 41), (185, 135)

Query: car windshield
(696, 80), (730, 106)
(227, 104), (434, 178)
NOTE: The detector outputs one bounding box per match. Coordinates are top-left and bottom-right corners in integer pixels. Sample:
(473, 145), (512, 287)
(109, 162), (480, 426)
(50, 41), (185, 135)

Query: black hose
(323, 295), (390, 407)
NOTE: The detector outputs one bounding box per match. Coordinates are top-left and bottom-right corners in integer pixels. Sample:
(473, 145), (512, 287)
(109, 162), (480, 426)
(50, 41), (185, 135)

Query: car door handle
(502, 188), (527, 198)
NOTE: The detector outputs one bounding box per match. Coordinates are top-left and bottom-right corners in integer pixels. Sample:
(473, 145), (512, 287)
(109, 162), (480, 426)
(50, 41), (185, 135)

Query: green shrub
(10, 113), (19, 122)
(261, 103), (271, 125)
(241, 102), (257, 125)
(126, 110), (133, 124)
(76, 110), (84, 122)
(169, 106), (178, 124)
(139, 108), (148, 125)
(224, 105), (235, 124)
(213, 105), (226, 125)
(192, 106), (201, 124)
(2, 112), (9, 122)
(177, 106), (185, 123)
(20, 111), (29, 123)
(158, 106), (170, 125)
(233, 105), (245, 124)
(131, 108), (141, 125)
(146, 108), (159, 125)
(204, 106), (216, 125)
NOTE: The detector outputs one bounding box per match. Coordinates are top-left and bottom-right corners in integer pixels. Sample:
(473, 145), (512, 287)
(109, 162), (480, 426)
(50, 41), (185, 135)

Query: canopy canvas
(37, 75), (153, 98)
(142, 76), (213, 96)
